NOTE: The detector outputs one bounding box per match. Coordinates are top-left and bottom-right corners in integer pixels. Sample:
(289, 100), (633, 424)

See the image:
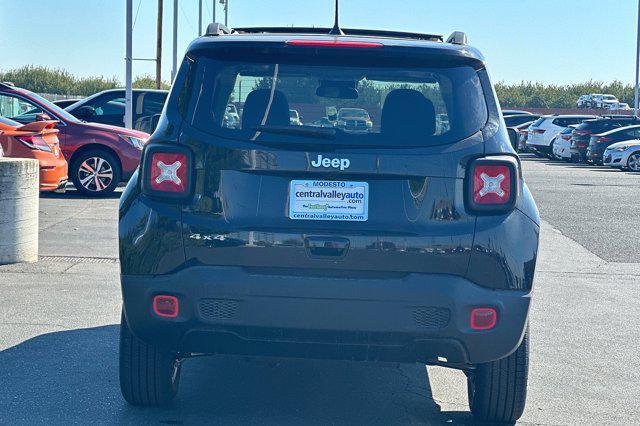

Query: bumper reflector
(153, 295), (179, 318)
(470, 308), (497, 330)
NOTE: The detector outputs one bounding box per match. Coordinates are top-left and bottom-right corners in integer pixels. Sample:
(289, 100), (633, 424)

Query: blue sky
(0, 0), (637, 85)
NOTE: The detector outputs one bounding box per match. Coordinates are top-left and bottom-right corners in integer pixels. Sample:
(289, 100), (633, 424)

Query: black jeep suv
(118, 24), (540, 423)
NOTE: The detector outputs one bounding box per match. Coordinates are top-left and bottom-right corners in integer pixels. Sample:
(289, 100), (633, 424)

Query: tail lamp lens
(471, 308), (497, 330)
(149, 152), (188, 193)
(467, 158), (518, 213)
(473, 164), (512, 205)
(15, 135), (52, 152)
(153, 295), (179, 318)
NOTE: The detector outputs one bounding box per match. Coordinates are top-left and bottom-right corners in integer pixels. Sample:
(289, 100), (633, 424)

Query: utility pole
(219, 0), (228, 26)
(198, 0), (203, 35)
(171, 0), (178, 81)
(635, 0), (640, 117)
(213, 0), (216, 23)
(156, 0), (163, 89)
(125, 0), (133, 129)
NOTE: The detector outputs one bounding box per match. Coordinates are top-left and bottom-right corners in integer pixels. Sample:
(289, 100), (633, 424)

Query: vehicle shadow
(0, 326), (485, 425)
(40, 188), (122, 200)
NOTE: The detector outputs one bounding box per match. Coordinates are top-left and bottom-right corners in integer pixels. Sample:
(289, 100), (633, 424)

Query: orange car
(0, 116), (68, 191)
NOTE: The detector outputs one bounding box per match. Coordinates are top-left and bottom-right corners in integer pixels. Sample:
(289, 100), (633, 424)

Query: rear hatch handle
(304, 236), (350, 259)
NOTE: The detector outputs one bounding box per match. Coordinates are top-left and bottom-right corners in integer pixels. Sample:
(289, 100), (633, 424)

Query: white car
(552, 127), (576, 161)
(607, 102), (632, 111)
(592, 94), (619, 109)
(577, 95), (590, 108)
(603, 140), (640, 171)
(526, 115), (596, 157)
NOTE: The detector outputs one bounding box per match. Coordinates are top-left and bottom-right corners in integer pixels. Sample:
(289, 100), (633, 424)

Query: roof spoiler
(446, 31), (467, 45)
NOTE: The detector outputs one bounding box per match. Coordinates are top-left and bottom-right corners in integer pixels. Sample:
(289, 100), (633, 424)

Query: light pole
(198, 0), (203, 36)
(125, 0), (133, 129)
(171, 0), (178, 81)
(635, 0), (640, 117)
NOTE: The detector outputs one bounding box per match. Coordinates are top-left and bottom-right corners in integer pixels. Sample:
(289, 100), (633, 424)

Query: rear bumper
(122, 267), (531, 365)
(38, 158), (68, 191)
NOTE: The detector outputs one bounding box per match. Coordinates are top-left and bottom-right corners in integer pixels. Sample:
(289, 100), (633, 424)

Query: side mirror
(76, 105), (96, 119)
(35, 113), (52, 122)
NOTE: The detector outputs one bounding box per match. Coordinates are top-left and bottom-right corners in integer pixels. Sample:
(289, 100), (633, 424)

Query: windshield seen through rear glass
(186, 56), (488, 147)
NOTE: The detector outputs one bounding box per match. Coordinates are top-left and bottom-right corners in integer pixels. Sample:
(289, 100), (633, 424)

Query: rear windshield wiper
(253, 125), (336, 140)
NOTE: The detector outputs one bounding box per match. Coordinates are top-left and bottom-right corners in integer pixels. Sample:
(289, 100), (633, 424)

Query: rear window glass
(186, 56), (488, 147)
(531, 117), (547, 127)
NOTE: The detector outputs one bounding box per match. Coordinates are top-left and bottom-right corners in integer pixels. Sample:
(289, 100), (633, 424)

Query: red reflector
(597, 137), (612, 143)
(153, 295), (179, 318)
(473, 164), (512, 205)
(471, 308), (497, 330)
(149, 152), (188, 193)
(286, 39), (383, 48)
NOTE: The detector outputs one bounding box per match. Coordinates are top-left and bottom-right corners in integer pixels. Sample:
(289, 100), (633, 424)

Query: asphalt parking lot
(1, 155), (639, 425)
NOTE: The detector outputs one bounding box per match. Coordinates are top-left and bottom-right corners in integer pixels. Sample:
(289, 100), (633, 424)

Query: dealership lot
(1, 155), (639, 424)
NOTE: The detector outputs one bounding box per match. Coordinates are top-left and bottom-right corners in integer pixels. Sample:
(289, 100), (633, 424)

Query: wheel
(119, 312), (181, 406)
(467, 328), (529, 423)
(70, 149), (121, 196)
(628, 152), (640, 172)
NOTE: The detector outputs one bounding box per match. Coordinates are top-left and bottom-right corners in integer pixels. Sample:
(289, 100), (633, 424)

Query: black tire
(119, 312), (181, 406)
(467, 328), (529, 423)
(70, 149), (121, 196)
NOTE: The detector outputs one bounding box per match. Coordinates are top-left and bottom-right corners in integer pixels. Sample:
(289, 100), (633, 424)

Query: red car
(0, 117), (68, 191)
(0, 82), (149, 195)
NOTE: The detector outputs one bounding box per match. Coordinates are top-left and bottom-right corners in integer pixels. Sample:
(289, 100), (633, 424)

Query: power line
(178, 1), (196, 33)
(132, 0), (143, 30)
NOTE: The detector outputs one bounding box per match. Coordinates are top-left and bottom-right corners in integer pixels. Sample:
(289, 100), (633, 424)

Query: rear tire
(119, 312), (181, 406)
(467, 328), (529, 423)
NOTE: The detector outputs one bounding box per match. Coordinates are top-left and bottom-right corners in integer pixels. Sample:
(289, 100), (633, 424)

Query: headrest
(241, 89), (290, 130)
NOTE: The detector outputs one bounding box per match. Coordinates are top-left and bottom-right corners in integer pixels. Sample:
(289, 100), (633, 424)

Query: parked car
(117, 24), (540, 424)
(65, 88), (168, 133)
(526, 115), (596, 157)
(504, 114), (540, 151)
(0, 82), (149, 195)
(502, 109), (532, 116)
(608, 102), (631, 111)
(336, 108), (373, 133)
(289, 109), (303, 125)
(53, 99), (82, 109)
(309, 117), (335, 128)
(603, 140), (640, 171)
(576, 95), (590, 108)
(587, 125), (640, 164)
(0, 116), (68, 191)
(551, 127), (575, 161)
(226, 104), (240, 123)
(570, 116), (640, 162)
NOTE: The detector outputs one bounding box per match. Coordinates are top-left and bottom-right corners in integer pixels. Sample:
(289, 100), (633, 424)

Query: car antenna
(328, 0), (345, 35)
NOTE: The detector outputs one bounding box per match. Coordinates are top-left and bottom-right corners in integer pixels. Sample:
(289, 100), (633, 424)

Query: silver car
(603, 140), (640, 171)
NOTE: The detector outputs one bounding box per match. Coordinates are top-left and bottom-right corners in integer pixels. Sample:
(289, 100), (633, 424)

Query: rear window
(531, 117), (547, 127)
(186, 56), (488, 147)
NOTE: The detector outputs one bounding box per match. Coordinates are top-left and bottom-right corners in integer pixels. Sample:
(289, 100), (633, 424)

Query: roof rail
(205, 22), (233, 36)
(231, 27), (443, 42)
(446, 31), (467, 45)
